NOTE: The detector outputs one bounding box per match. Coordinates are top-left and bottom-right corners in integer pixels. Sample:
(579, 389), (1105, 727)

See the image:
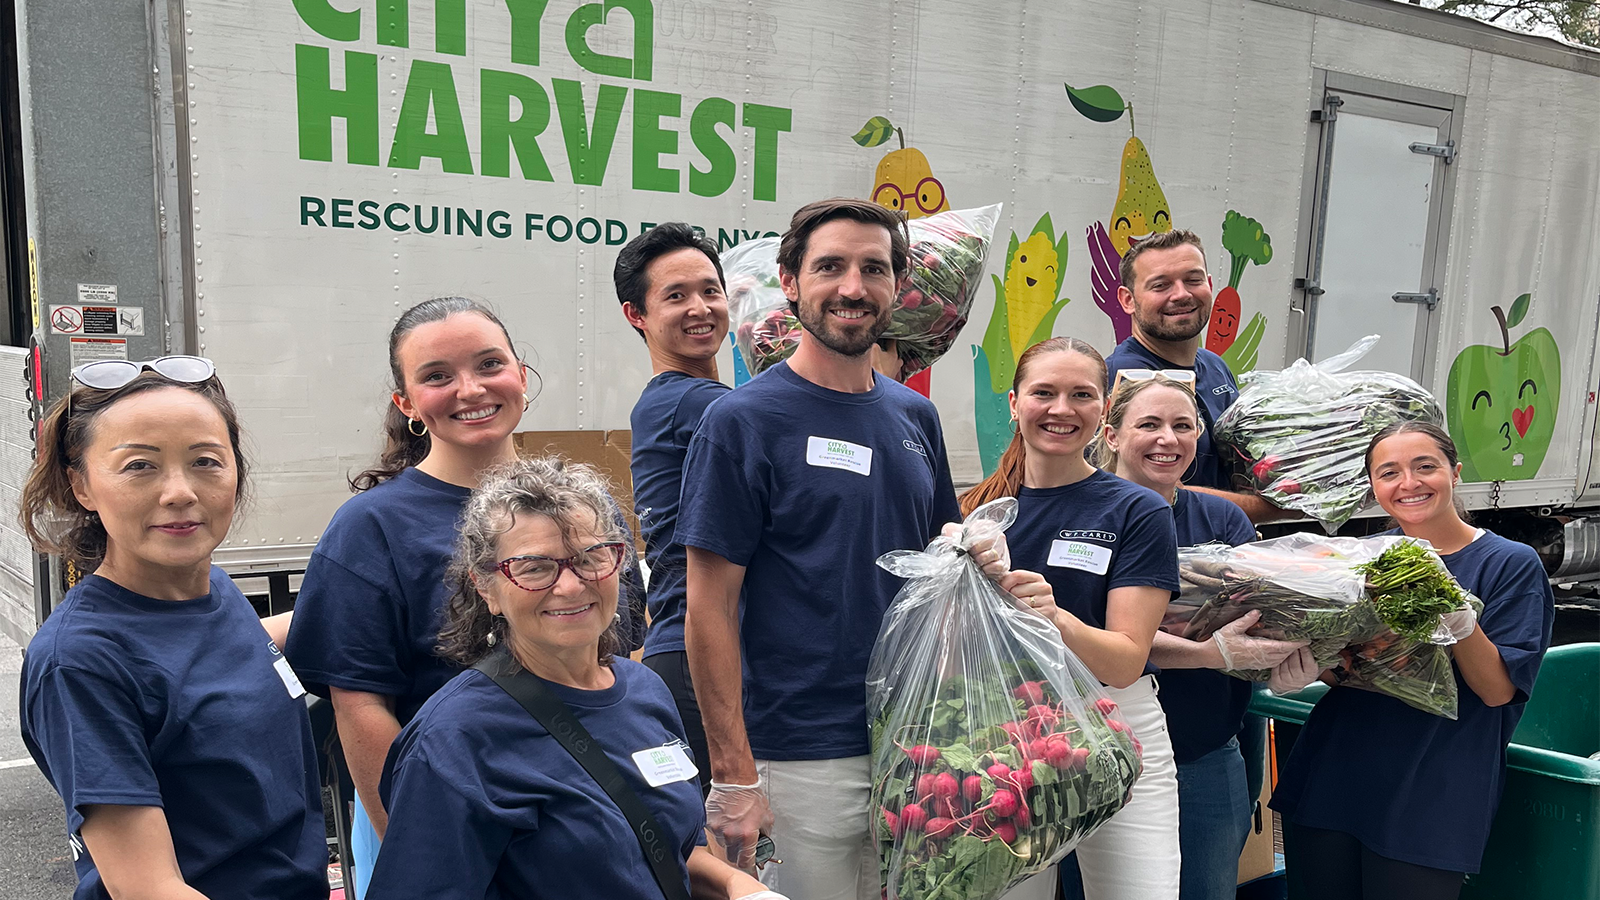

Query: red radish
(904, 745), (942, 767)
(1030, 738), (1052, 761)
(988, 788), (1019, 818)
(1094, 697), (1119, 716)
(1012, 681), (1048, 705)
(931, 772), (960, 800)
(1014, 803), (1032, 829)
(986, 763), (1012, 782)
(1008, 766), (1035, 793)
(1045, 741), (1074, 770)
(962, 775), (984, 803)
(1132, 737), (1144, 756)
(916, 773), (939, 799)
(925, 817), (957, 840)
(883, 808), (902, 838)
(995, 822), (1018, 844)
(1107, 719), (1126, 733)
(934, 796), (960, 820)
(899, 803), (928, 833)
(1070, 747), (1090, 771)
(1000, 722), (1027, 743)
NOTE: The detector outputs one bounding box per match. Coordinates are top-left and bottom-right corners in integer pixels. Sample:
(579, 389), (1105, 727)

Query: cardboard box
(1237, 724), (1278, 884)
(512, 430), (640, 544)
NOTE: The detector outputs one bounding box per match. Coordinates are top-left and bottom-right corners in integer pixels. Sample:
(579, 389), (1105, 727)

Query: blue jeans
(1176, 738), (1253, 900)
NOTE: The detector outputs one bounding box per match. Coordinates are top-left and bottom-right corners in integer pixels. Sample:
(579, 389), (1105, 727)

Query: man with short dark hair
(616, 222), (731, 784)
(1107, 229), (1284, 523)
(678, 199), (961, 899)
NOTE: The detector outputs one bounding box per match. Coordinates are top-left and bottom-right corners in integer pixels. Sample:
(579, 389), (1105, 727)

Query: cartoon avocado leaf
(1065, 83), (1127, 123)
(851, 116), (897, 148)
(1506, 292), (1531, 329)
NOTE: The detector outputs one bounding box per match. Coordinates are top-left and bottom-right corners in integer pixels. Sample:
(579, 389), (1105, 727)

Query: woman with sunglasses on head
(1267, 422), (1554, 900)
(368, 457), (785, 900)
(287, 298), (643, 898)
(1091, 373), (1306, 900)
(961, 338), (1182, 900)
(19, 358), (327, 900)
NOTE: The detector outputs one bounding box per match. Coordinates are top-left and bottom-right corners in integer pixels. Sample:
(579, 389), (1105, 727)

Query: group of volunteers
(14, 194), (1554, 900)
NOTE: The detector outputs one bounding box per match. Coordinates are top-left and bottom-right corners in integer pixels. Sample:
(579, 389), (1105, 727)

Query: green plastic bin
(1250, 643), (1600, 900)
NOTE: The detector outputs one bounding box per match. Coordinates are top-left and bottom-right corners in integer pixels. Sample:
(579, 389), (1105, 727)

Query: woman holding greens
(1269, 422), (1555, 900)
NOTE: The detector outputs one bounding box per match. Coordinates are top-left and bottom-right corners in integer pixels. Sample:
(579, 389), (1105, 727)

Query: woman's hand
(1267, 646), (1322, 694)
(1211, 610), (1308, 671)
(941, 522), (1011, 578)
(1001, 570), (1058, 623)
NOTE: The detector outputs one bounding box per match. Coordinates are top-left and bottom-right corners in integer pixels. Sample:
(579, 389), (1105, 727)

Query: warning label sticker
(69, 337), (127, 366)
(77, 284), (117, 304)
(49, 305), (143, 336)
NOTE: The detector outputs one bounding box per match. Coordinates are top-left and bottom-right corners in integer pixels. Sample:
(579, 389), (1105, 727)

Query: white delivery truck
(4, 0), (1599, 640)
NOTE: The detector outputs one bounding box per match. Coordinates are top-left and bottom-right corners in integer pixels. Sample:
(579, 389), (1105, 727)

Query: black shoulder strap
(473, 650), (692, 900)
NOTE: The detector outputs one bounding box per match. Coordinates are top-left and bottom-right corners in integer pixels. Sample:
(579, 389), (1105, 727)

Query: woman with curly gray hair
(366, 456), (785, 900)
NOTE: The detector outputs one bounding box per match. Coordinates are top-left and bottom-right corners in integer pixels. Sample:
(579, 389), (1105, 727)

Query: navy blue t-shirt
(1270, 531), (1555, 873)
(369, 659), (705, 899)
(1105, 337), (1240, 489)
(287, 466), (472, 725)
(1159, 488), (1259, 763)
(21, 570), (327, 900)
(630, 370), (731, 658)
(1006, 469), (1180, 680)
(677, 362), (961, 759)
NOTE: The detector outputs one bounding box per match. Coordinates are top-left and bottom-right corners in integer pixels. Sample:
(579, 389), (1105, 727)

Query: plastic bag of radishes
(867, 499), (1142, 900)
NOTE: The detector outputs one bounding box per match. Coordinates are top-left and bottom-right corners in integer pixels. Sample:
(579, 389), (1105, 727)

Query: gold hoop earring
(1011, 418), (1020, 435)
(407, 418), (428, 437)
(523, 394), (531, 411)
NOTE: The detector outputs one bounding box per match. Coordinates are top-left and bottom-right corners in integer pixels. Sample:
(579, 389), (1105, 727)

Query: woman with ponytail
(964, 338), (1182, 900)
(286, 298), (536, 898)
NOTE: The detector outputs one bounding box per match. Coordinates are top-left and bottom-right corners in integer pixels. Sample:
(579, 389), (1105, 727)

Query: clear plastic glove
(706, 779), (774, 874)
(941, 521), (1010, 577)
(1439, 605), (1478, 642)
(1212, 610), (1309, 670)
(1268, 646), (1322, 694)
(732, 893), (789, 900)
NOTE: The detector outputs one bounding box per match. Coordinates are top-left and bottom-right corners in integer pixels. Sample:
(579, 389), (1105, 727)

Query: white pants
(756, 755), (879, 900)
(1002, 675), (1181, 900)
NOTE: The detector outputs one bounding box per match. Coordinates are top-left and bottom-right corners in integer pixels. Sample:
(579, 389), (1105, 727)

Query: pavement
(0, 632), (76, 899)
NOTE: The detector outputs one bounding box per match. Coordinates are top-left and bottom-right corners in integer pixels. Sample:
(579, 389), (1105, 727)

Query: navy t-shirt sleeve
(1107, 504), (1180, 592)
(288, 547), (411, 697)
(374, 747), (511, 899)
(673, 381), (730, 447)
(1474, 545), (1554, 704)
(678, 431), (768, 567)
(24, 662), (160, 826)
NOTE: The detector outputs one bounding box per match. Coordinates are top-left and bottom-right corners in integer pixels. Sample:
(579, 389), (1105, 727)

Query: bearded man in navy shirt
(1106, 228), (1295, 524)
(678, 199), (961, 899)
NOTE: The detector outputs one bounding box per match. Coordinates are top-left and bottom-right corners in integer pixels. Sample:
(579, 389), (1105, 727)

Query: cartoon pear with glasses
(852, 116), (949, 220)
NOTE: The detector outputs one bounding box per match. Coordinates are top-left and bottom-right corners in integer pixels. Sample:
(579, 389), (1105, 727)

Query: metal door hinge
(1393, 288), (1440, 310)
(1294, 278), (1325, 296)
(1311, 95), (1344, 123)
(1409, 140), (1457, 164)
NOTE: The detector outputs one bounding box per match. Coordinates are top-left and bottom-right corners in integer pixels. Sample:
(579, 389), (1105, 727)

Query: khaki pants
(755, 755), (879, 900)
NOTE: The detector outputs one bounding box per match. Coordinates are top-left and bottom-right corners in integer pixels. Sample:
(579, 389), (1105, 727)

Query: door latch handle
(1392, 289), (1440, 310)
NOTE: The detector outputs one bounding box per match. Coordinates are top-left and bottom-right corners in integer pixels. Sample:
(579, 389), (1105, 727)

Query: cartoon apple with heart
(1445, 293), (1561, 482)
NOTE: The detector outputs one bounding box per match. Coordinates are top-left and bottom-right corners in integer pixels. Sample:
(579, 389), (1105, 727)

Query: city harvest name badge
(1047, 539), (1112, 575)
(632, 742), (699, 788)
(806, 436), (873, 476)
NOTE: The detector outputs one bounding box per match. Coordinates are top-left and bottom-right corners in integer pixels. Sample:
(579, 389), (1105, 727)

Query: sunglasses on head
(1110, 368), (1197, 395)
(71, 356), (217, 391)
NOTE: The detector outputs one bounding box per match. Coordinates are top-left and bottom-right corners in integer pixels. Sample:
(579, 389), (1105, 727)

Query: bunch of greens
(1169, 535), (1476, 718)
(870, 665), (1141, 900)
(1214, 354), (1441, 531)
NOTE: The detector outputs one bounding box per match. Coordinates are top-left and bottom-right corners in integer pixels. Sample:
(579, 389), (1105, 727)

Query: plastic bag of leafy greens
(867, 499), (1142, 900)
(1214, 335), (1443, 532)
(1168, 533), (1479, 717)
(882, 204), (1003, 378)
(723, 237), (798, 376)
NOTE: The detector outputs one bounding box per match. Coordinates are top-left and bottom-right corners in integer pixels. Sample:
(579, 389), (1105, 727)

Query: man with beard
(677, 199), (961, 899)
(1105, 228), (1285, 523)
(615, 222), (732, 788)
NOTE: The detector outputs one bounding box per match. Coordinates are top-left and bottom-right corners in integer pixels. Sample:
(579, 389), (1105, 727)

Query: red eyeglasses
(494, 542), (627, 592)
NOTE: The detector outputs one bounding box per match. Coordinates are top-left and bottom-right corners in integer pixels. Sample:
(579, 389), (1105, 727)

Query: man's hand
(705, 779), (775, 873)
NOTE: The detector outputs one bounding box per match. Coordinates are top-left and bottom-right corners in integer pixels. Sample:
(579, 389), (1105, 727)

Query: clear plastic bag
(868, 499), (1142, 900)
(723, 205), (1001, 379)
(1214, 335), (1444, 531)
(1167, 533), (1478, 718)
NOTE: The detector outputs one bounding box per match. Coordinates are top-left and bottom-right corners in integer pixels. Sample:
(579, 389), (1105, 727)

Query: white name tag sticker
(632, 742), (699, 788)
(273, 656), (307, 699)
(806, 436), (873, 476)
(1047, 540), (1113, 575)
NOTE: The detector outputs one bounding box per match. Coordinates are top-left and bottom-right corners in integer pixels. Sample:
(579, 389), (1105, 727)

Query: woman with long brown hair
(964, 338), (1181, 900)
(286, 297), (539, 898)
(20, 358), (326, 899)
